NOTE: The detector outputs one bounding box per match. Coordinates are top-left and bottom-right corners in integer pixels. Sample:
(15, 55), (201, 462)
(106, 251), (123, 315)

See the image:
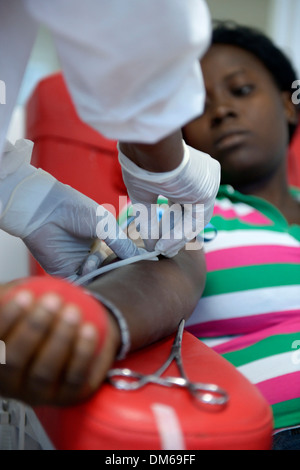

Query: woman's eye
(232, 84), (254, 96)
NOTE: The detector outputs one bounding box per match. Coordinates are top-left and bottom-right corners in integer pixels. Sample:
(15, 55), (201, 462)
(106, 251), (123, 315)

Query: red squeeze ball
(1, 276), (109, 353)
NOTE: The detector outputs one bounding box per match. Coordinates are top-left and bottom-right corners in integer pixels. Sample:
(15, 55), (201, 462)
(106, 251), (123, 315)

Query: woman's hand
(0, 281), (120, 406)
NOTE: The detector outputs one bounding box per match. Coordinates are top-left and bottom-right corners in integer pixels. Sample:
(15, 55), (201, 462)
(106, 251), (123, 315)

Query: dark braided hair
(211, 21), (299, 141)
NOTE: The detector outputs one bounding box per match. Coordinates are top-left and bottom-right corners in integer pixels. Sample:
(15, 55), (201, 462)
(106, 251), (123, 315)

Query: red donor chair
(25, 74), (274, 450)
(288, 123), (300, 189)
(26, 73), (127, 276)
(34, 328), (273, 450)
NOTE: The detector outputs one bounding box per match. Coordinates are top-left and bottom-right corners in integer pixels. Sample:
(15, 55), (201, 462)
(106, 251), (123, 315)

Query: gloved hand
(119, 141), (220, 257)
(0, 140), (141, 277)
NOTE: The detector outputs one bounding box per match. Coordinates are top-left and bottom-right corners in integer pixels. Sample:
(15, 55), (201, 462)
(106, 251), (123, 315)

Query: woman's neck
(234, 167), (300, 225)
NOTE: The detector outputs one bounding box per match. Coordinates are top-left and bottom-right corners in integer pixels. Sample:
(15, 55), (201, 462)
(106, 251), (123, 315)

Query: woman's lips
(215, 131), (248, 151)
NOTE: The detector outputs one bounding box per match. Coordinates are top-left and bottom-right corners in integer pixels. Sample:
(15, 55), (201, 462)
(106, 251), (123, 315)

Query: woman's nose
(210, 101), (237, 127)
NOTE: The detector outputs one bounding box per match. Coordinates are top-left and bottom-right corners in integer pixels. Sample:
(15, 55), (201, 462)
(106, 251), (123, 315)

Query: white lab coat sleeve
(25, 0), (211, 143)
(0, 0), (38, 161)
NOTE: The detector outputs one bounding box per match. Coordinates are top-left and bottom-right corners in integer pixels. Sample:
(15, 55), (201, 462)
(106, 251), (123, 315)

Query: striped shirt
(185, 185), (300, 430)
(119, 185), (300, 430)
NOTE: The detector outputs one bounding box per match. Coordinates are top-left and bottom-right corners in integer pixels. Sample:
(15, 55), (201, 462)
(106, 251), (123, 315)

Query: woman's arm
(0, 244), (205, 406)
(88, 245), (205, 354)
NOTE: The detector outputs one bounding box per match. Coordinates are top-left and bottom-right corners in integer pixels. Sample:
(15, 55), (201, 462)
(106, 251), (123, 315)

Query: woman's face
(183, 44), (295, 187)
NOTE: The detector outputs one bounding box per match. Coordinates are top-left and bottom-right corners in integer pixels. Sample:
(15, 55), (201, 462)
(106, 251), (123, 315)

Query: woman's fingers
(54, 323), (99, 405)
(0, 285), (115, 406)
(0, 290), (33, 338)
(0, 292), (61, 399)
(24, 304), (82, 404)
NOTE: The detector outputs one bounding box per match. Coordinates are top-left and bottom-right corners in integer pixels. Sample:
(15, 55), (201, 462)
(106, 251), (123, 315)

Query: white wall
(267, 0), (300, 77)
(207, 0), (300, 77)
(207, 0), (272, 32)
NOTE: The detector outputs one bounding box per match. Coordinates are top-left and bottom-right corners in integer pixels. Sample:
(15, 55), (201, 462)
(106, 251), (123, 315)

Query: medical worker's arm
(0, 244), (205, 406)
(119, 136), (221, 256)
(0, 140), (141, 277)
(20, 0), (219, 259)
(24, 0), (211, 143)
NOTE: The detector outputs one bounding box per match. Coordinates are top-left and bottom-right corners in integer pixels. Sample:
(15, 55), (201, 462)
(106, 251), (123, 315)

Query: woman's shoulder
(290, 186), (300, 201)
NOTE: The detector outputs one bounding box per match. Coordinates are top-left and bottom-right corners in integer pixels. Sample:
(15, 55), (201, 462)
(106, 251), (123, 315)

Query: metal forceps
(107, 319), (229, 406)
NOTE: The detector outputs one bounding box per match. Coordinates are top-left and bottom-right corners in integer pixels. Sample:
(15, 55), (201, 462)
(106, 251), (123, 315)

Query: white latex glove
(119, 141), (220, 257)
(0, 140), (141, 277)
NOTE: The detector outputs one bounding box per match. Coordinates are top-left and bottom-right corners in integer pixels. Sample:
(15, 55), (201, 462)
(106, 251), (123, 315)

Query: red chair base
(35, 330), (273, 450)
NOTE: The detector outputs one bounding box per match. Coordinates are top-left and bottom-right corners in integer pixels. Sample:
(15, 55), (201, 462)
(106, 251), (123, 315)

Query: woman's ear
(281, 91), (299, 126)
